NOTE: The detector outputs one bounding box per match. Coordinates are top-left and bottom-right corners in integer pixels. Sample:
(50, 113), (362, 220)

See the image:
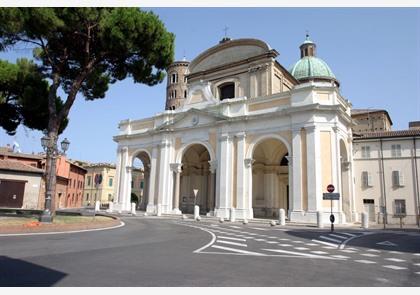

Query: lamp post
(39, 134), (70, 223)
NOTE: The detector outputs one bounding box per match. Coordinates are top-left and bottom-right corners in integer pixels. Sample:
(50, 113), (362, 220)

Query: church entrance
(179, 144), (215, 215)
(251, 138), (290, 218)
(131, 151), (150, 211)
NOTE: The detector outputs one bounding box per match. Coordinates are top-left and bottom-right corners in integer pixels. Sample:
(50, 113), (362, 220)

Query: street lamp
(39, 136), (70, 222)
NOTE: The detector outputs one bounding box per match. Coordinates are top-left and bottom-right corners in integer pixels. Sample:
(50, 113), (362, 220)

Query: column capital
(126, 166), (133, 172)
(235, 132), (246, 139)
(305, 125), (317, 133)
(244, 158), (255, 168)
(170, 163), (182, 173)
(285, 155), (293, 166)
(208, 160), (217, 173)
(219, 134), (231, 142)
(159, 140), (171, 148)
(119, 146), (128, 153)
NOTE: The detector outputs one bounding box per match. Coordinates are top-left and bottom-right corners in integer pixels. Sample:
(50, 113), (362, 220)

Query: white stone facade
(112, 39), (356, 224)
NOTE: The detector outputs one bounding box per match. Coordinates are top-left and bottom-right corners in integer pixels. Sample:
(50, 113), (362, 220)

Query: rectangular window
(109, 178), (113, 187)
(362, 171), (372, 187)
(394, 199), (406, 216)
(391, 144), (402, 157)
(131, 180), (134, 189)
(392, 170), (404, 187)
(361, 146), (371, 158)
(86, 193), (89, 201)
(87, 176), (91, 186)
(140, 181), (144, 189)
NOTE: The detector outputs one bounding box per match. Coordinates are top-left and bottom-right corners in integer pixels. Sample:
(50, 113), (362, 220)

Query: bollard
(194, 205), (200, 220)
(270, 220), (277, 227)
(243, 218), (248, 225)
(182, 214), (187, 220)
(219, 217), (224, 223)
(107, 202), (113, 213)
(279, 208), (286, 226)
(230, 208), (236, 222)
(196, 216), (201, 221)
(157, 204), (162, 216)
(361, 212), (369, 229)
(131, 202), (136, 215)
(95, 200), (100, 212)
(317, 211), (324, 228)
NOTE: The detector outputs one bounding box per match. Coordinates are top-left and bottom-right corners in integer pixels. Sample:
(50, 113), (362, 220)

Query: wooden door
(0, 179), (26, 208)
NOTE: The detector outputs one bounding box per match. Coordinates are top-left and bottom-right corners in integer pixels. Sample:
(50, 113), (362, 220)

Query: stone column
(142, 165), (150, 210)
(113, 147), (124, 204)
(244, 158), (255, 219)
(208, 160), (217, 214)
(306, 126), (321, 214)
(157, 139), (172, 213)
(146, 146), (158, 214)
(215, 134), (233, 219)
(170, 163), (182, 214)
(235, 132), (247, 219)
(123, 165), (132, 211)
(290, 129), (303, 217)
(285, 155), (293, 215)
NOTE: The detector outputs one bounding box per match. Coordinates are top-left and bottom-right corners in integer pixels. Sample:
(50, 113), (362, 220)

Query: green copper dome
(289, 56), (336, 81)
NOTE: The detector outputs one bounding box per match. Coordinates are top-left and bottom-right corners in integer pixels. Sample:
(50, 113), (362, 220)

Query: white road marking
(346, 247), (358, 251)
(319, 236), (343, 243)
(249, 227), (269, 231)
(385, 258), (406, 263)
(295, 247), (309, 251)
(263, 249), (339, 260)
(416, 272), (420, 275)
(329, 233), (349, 240)
(361, 253), (378, 257)
(210, 224), (219, 227)
(388, 251), (403, 255)
(292, 241), (304, 244)
(217, 240), (247, 247)
(383, 265), (407, 270)
(414, 253), (420, 256)
(367, 249), (381, 253)
(413, 263), (420, 266)
(266, 241), (278, 244)
(377, 241), (397, 247)
(305, 243), (318, 246)
(340, 232), (356, 237)
(340, 249), (356, 253)
(255, 239), (267, 242)
(331, 255), (350, 259)
(278, 244), (293, 247)
(312, 239), (338, 248)
(268, 236), (277, 239)
(211, 245), (266, 256)
(311, 251), (328, 255)
(322, 246), (336, 250)
(229, 226), (242, 229)
(218, 236), (246, 242)
(355, 260), (377, 264)
(278, 238), (290, 241)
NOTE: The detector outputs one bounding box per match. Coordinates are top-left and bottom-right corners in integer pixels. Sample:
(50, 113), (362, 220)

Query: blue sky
(0, 8), (419, 163)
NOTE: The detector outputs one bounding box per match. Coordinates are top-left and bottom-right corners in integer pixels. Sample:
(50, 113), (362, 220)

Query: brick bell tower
(165, 60), (190, 110)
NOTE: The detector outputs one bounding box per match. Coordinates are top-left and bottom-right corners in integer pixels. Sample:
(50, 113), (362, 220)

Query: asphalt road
(0, 216), (419, 287)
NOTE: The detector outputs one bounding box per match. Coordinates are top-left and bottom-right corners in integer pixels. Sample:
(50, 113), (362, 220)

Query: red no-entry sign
(327, 184), (335, 193)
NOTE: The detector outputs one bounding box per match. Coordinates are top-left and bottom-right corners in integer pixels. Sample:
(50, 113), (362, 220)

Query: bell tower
(165, 60), (190, 110)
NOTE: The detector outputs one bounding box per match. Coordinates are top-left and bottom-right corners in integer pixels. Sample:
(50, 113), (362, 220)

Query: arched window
(171, 73), (178, 84)
(219, 82), (235, 100)
(184, 90), (187, 98)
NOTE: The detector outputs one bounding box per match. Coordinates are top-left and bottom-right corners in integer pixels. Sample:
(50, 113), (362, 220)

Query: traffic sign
(323, 193), (340, 200)
(329, 214), (335, 223)
(327, 184), (335, 193)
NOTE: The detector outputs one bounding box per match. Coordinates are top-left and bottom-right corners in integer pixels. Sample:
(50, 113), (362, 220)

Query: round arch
(176, 141), (216, 164)
(129, 148), (152, 211)
(246, 133), (291, 160)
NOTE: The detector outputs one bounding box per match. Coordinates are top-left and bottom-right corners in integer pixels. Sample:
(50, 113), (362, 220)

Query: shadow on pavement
(0, 256), (67, 286)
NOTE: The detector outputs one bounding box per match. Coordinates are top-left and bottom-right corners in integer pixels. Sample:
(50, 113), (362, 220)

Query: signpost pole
(330, 199), (334, 232)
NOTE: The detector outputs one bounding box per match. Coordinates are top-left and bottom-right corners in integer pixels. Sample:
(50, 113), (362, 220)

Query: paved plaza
(0, 216), (419, 286)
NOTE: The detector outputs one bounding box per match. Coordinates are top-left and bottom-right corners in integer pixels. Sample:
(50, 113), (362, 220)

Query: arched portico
(247, 135), (291, 218)
(130, 149), (151, 211)
(172, 142), (216, 215)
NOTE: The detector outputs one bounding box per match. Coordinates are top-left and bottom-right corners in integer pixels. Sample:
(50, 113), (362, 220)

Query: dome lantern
(300, 33), (316, 58)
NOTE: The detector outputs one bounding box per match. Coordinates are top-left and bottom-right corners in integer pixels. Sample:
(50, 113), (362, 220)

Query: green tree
(0, 8), (174, 221)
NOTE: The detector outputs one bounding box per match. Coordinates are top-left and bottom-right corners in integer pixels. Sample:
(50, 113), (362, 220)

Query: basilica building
(112, 35), (359, 224)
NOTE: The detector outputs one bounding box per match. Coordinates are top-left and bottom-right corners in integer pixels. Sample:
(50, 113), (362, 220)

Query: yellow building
(82, 163), (116, 207)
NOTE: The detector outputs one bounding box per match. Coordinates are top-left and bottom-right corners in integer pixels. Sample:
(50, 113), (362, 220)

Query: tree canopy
(0, 7), (174, 135)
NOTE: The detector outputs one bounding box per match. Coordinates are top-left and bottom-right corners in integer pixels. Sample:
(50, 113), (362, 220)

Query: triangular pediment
(156, 108), (228, 131)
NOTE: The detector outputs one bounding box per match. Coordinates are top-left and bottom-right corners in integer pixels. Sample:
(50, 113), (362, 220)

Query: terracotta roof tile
(0, 159), (44, 174)
(353, 129), (420, 139)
